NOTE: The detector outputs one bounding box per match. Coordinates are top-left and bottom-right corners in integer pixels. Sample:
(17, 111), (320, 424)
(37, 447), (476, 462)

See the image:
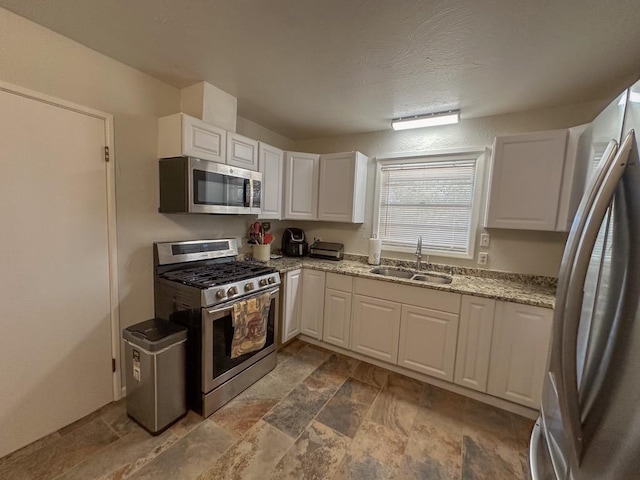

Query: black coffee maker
(282, 228), (308, 257)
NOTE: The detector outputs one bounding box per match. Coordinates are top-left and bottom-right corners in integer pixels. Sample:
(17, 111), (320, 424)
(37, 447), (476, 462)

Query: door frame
(0, 80), (121, 400)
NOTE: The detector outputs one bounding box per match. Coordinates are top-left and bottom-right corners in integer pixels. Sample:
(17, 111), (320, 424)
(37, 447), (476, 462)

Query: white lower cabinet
(323, 289), (352, 348)
(282, 269), (302, 343)
(300, 269), (326, 340)
(487, 301), (553, 409)
(454, 296), (496, 392)
(398, 304), (459, 381)
(351, 295), (401, 363)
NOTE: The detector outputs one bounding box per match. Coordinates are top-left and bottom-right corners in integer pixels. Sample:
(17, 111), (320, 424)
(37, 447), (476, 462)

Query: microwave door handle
(247, 179), (253, 208)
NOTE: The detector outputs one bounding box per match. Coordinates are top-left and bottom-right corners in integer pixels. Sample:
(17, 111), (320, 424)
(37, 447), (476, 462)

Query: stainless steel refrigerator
(530, 80), (640, 479)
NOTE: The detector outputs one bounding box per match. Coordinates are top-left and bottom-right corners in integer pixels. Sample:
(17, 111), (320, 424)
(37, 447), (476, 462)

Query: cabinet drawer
(355, 278), (460, 313)
(326, 272), (353, 292)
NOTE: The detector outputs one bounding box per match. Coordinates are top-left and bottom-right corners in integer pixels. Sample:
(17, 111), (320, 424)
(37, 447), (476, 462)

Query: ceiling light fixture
(391, 110), (460, 130)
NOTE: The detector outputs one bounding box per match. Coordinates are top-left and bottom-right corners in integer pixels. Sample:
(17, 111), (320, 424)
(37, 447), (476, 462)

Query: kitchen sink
(369, 267), (414, 279)
(370, 267), (453, 284)
(412, 274), (453, 284)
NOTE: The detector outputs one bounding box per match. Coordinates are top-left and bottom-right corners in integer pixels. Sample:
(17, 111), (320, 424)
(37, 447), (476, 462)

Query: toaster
(309, 241), (344, 261)
(282, 228), (308, 257)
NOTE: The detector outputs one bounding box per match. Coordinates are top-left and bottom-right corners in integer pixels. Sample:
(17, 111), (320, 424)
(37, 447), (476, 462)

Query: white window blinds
(378, 159), (477, 254)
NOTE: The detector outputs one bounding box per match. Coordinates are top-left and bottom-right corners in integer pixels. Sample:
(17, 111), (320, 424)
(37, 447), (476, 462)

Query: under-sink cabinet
(398, 304), (459, 381)
(351, 295), (401, 363)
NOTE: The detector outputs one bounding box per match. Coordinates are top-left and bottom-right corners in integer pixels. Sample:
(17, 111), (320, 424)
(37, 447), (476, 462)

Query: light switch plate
(480, 233), (490, 247)
(478, 252), (488, 265)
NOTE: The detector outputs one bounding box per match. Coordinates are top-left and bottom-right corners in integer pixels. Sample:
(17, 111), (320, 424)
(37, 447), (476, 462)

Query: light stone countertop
(264, 257), (556, 309)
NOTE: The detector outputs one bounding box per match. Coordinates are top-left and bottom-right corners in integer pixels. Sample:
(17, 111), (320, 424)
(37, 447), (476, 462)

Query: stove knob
(216, 289), (226, 299)
(244, 282), (255, 292)
(267, 277), (276, 284)
(259, 278), (268, 287)
(227, 286), (238, 296)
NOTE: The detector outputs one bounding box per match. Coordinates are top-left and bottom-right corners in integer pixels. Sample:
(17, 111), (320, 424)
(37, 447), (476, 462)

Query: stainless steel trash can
(123, 318), (187, 434)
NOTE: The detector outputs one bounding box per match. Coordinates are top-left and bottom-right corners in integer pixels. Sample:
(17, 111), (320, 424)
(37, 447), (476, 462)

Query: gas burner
(161, 261), (275, 289)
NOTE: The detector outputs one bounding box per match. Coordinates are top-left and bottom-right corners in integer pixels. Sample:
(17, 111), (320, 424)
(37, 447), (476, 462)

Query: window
(374, 150), (485, 258)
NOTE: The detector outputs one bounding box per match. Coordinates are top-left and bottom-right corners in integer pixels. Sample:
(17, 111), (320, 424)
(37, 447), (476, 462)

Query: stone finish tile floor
(0, 340), (535, 479)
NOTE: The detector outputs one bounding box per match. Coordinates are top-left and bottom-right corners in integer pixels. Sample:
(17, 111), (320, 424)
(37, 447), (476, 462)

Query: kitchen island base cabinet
(398, 305), (459, 381)
(454, 296), (496, 392)
(282, 269), (302, 343)
(487, 301), (553, 409)
(351, 295), (401, 363)
(300, 269), (326, 340)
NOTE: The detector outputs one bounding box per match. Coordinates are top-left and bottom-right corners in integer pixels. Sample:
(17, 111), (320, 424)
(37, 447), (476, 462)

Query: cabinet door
(158, 113), (226, 164)
(485, 129), (567, 230)
(301, 269), (326, 340)
(351, 295), (401, 363)
(317, 152), (367, 223)
(182, 114), (226, 163)
(282, 269), (302, 343)
(323, 289), (352, 349)
(454, 296), (495, 392)
(284, 151), (320, 220)
(398, 305), (459, 381)
(226, 132), (258, 170)
(257, 142), (283, 219)
(487, 301), (553, 408)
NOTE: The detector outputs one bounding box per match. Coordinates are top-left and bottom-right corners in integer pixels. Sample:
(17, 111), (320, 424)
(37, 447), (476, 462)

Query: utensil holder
(252, 244), (271, 262)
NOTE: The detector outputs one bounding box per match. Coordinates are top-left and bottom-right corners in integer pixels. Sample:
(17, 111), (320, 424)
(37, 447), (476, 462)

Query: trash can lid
(123, 318), (187, 352)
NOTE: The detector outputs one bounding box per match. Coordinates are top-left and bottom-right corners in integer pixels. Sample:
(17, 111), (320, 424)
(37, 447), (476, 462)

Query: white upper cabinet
(485, 129), (568, 231)
(158, 113), (226, 164)
(226, 132), (258, 171)
(318, 152), (368, 223)
(257, 142), (284, 220)
(284, 151), (320, 220)
(487, 301), (553, 409)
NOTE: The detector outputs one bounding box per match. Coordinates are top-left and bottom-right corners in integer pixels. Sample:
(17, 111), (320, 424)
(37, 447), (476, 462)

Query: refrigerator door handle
(557, 132), (634, 467)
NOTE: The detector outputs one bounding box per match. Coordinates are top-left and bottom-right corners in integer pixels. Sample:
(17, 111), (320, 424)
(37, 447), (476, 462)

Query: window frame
(372, 147), (487, 260)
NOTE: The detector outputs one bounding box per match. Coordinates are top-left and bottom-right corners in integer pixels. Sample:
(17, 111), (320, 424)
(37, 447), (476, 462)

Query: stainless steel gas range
(153, 238), (280, 417)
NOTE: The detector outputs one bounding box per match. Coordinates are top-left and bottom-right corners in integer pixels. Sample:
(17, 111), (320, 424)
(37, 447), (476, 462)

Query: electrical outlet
(478, 252), (488, 265)
(480, 233), (490, 247)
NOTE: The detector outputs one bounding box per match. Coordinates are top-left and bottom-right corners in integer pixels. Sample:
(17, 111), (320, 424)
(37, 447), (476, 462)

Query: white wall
(0, 9), (286, 378)
(283, 101), (605, 277)
(237, 115), (296, 150)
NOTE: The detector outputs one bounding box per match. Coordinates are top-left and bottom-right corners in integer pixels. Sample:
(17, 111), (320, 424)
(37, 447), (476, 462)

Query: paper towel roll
(368, 236), (382, 265)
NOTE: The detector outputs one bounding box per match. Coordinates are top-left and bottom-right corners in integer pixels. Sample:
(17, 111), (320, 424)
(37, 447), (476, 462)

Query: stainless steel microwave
(159, 156), (261, 214)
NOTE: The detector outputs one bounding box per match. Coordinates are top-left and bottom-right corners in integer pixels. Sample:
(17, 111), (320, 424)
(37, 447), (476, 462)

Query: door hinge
(104, 146), (110, 162)
(112, 358), (116, 372)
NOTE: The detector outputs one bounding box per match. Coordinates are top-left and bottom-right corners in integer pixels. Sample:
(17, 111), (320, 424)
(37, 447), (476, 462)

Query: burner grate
(161, 261), (275, 288)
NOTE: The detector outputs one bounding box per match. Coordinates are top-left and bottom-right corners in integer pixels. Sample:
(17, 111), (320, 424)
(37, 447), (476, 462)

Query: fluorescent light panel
(392, 110), (460, 130)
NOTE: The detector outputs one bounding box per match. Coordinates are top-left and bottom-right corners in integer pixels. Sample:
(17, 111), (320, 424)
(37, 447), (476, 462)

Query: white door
(398, 304), (459, 381)
(283, 151), (319, 220)
(226, 131), (258, 170)
(0, 88), (115, 457)
(257, 142), (284, 220)
(351, 295), (401, 363)
(282, 269), (302, 342)
(454, 295), (495, 392)
(487, 301), (553, 408)
(300, 269), (326, 340)
(322, 289), (352, 348)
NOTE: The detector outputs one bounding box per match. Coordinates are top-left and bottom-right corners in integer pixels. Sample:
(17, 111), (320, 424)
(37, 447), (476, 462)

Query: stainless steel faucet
(415, 236), (423, 270)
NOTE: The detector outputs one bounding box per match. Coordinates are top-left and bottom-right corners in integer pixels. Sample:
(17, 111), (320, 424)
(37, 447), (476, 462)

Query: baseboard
(298, 334), (539, 420)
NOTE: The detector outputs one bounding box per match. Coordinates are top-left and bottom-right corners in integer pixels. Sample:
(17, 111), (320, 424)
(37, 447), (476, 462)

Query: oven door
(202, 287), (279, 393)
(188, 157), (253, 214)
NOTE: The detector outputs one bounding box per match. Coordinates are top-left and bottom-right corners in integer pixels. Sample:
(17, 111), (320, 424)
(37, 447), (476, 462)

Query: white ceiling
(2, 0), (640, 140)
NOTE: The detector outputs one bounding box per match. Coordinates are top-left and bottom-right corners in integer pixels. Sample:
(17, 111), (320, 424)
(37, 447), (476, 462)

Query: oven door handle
(205, 286), (280, 315)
